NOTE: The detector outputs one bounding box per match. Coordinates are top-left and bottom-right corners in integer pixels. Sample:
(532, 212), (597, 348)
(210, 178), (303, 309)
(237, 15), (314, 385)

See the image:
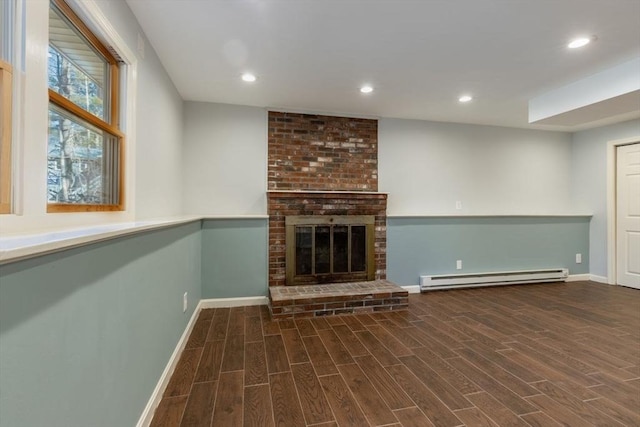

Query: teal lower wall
(0, 222), (202, 427)
(387, 216), (590, 286)
(201, 218), (269, 298)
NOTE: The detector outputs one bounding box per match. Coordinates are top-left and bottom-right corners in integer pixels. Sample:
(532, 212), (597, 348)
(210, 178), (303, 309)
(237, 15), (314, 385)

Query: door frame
(606, 136), (640, 285)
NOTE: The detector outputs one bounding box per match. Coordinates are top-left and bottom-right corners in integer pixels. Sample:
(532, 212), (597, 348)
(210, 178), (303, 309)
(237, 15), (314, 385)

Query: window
(47, 0), (123, 212)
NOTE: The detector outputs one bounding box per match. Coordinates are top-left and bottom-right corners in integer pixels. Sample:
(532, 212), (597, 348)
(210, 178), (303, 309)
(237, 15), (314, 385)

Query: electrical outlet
(576, 253), (582, 264)
(455, 201), (462, 210)
(456, 260), (462, 270)
(183, 292), (188, 312)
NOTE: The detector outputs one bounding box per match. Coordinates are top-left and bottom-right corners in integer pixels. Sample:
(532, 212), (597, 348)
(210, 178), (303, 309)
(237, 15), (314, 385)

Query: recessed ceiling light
(458, 95), (473, 103)
(241, 73), (257, 82)
(360, 85), (373, 94)
(568, 37), (591, 49)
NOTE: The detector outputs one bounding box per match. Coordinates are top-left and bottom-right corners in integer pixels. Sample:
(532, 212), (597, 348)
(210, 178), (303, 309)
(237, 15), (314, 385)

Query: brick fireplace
(267, 111), (387, 288)
(266, 111), (405, 318)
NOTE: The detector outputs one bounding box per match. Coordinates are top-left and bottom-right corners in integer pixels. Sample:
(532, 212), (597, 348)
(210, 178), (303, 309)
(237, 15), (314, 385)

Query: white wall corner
(589, 274), (610, 284)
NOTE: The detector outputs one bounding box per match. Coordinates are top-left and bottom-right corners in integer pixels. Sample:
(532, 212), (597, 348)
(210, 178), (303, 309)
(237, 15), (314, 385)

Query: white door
(616, 143), (640, 289)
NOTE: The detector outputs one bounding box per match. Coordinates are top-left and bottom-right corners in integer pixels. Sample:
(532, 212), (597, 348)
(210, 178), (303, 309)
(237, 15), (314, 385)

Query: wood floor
(150, 281), (640, 427)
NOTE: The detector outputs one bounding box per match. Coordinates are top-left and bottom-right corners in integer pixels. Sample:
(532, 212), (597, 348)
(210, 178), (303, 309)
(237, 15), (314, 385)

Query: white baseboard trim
(567, 274), (590, 282)
(136, 303), (203, 427)
(200, 296), (269, 308)
(402, 285), (421, 294)
(590, 274), (610, 284)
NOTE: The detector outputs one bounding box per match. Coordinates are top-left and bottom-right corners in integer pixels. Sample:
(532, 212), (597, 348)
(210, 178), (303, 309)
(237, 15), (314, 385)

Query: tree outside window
(47, 0), (123, 212)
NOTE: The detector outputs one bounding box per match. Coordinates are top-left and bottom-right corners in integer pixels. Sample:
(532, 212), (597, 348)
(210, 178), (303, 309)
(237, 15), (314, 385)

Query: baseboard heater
(420, 268), (569, 291)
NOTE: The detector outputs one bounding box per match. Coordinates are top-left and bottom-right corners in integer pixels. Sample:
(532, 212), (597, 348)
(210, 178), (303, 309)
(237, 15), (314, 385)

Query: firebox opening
(285, 215), (375, 286)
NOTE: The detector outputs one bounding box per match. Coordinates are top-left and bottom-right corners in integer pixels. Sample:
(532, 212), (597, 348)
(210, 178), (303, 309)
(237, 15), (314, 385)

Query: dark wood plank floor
(150, 281), (640, 427)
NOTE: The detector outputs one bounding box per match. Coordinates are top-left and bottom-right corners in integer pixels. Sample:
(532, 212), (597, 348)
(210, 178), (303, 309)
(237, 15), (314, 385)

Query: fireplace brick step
(268, 280), (408, 319)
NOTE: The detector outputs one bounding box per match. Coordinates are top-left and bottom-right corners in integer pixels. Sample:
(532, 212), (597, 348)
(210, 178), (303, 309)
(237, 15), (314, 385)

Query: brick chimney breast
(268, 112), (378, 192)
(267, 111), (386, 287)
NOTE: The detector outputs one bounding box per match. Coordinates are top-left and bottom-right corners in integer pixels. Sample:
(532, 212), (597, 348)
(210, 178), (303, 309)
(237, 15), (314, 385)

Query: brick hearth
(269, 280), (408, 319)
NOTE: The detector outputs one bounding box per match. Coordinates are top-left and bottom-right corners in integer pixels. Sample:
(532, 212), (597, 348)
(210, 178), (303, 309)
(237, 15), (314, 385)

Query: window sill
(0, 216), (200, 265)
(0, 215), (269, 265)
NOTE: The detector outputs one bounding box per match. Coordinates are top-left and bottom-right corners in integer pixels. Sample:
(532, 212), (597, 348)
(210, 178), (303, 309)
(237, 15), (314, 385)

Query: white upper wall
(92, 0), (185, 220)
(181, 104), (578, 217)
(182, 102), (267, 215)
(379, 118), (574, 215)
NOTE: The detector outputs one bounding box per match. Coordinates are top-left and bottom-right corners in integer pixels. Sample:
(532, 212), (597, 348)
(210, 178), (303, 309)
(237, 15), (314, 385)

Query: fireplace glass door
(286, 215), (375, 285)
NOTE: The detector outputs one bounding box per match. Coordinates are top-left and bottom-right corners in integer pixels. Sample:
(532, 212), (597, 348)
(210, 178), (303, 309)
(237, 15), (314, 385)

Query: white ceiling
(125, 0), (640, 130)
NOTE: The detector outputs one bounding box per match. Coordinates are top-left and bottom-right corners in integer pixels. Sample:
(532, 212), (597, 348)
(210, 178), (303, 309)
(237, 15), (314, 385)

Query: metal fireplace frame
(285, 215), (375, 286)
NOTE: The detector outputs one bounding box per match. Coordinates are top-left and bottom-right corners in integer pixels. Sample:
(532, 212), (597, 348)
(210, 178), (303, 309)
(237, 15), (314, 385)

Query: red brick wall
(268, 192), (387, 287)
(268, 111), (378, 191)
